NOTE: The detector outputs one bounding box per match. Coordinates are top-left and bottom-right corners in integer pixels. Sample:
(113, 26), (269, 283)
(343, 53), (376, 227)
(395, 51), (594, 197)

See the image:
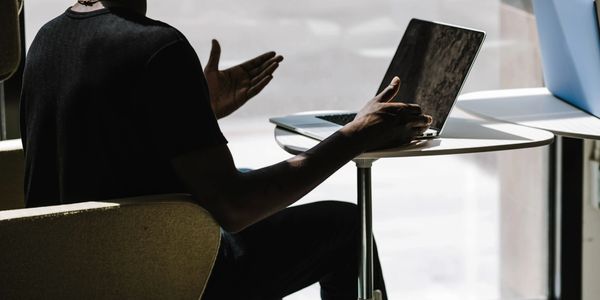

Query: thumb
(206, 39), (221, 71)
(377, 76), (401, 102)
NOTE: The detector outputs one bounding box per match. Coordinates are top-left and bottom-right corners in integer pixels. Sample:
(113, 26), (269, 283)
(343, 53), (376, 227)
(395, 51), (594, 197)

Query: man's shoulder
(107, 10), (186, 50)
(35, 10), (70, 37)
(29, 8), (195, 72)
(35, 9), (185, 46)
(126, 15), (182, 40)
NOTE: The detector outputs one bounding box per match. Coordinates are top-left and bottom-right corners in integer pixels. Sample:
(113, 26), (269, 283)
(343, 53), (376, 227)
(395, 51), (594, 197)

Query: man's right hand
(343, 76), (433, 151)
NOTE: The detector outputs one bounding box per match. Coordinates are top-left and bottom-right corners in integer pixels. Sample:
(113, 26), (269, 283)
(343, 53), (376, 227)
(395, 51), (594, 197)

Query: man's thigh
(202, 201), (360, 300)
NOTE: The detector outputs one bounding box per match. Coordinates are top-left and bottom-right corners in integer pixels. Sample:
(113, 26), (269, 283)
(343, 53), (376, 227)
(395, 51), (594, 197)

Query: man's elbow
(213, 215), (244, 233)
(205, 202), (252, 233)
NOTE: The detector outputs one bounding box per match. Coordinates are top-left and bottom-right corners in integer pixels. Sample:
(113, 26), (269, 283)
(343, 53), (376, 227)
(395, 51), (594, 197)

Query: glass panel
(24, 1), (548, 299)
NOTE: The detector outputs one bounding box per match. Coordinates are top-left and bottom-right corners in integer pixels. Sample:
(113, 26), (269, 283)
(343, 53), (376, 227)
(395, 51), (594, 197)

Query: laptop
(533, 0), (600, 118)
(270, 18), (486, 141)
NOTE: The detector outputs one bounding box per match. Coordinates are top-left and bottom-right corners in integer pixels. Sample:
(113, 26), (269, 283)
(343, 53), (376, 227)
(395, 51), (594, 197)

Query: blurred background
(4, 0), (548, 299)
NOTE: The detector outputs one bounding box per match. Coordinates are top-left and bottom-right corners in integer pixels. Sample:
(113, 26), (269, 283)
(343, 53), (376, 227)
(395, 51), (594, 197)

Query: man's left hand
(204, 39), (283, 119)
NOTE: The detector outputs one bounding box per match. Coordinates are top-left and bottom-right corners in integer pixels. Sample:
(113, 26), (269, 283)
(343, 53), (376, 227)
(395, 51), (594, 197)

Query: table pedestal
(356, 159), (382, 300)
(552, 136), (585, 300)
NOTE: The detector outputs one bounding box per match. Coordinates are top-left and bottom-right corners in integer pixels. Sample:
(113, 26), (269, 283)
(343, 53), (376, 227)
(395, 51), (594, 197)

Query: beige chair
(0, 142), (220, 299)
(0, 194), (221, 300)
(0, 139), (24, 210)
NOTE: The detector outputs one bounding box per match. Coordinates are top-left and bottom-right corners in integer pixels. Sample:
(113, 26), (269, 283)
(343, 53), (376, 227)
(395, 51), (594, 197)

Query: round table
(273, 111), (554, 300)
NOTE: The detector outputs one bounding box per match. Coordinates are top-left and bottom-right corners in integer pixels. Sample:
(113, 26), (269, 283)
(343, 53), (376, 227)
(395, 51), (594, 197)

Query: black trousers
(202, 201), (387, 300)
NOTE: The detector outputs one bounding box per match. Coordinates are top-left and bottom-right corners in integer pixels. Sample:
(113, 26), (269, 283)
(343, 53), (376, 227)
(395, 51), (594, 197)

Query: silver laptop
(270, 18), (486, 141)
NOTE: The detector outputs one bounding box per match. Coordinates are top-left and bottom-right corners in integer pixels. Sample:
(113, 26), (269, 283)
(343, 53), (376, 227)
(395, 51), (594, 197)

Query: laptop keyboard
(317, 113), (357, 126)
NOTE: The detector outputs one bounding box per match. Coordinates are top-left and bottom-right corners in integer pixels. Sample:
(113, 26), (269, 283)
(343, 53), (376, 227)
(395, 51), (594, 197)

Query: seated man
(20, 0), (432, 299)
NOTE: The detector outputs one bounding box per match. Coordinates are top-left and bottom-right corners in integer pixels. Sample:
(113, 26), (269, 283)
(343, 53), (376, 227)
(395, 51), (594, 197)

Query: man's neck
(71, 1), (106, 13)
(70, 1), (146, 15)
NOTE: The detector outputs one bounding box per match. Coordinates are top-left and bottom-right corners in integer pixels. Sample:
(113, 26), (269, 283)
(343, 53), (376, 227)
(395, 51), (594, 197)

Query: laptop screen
(376, 19), (485, 131)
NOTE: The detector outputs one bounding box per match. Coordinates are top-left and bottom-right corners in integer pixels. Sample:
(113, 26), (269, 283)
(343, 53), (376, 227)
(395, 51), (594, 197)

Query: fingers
(376, 76), (401, 103)
(404, 103), (422, 114)
(241, 51), (278, 72)
(248, 75), (274, 99)
(376, 105), (432, 127)
(406, 114), (433, 127)
(251, 60), (280, 86)
(248, 55), (283, 79)
(254, 54), (283, 71)
(205, 39), (221, 71)
(413, 125), (430, 136)
(393, 114), (430, 129)
(379, 104), (432, 127)
(241, 51), (282, 99)
(381, 102), (422, 115)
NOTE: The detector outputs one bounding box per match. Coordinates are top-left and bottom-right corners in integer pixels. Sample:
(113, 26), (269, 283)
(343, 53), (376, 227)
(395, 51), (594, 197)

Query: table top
(458, 88), (600, 140)
(273, 113), (554, 160)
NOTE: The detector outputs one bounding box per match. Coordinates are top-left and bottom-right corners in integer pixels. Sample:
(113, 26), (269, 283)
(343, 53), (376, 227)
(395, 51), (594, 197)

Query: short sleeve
(138, 38), (227, 158)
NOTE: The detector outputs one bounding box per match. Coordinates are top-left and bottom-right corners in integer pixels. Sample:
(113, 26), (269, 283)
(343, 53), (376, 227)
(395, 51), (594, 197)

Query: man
(20, 0), (432, 299)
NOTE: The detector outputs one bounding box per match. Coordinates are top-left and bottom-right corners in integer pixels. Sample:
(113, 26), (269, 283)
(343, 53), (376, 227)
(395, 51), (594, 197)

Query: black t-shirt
(20, 8), (227, 207)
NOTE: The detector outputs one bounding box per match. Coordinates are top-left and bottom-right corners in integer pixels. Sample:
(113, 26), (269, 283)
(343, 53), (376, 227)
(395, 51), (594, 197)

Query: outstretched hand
(204, 39), (284, 119)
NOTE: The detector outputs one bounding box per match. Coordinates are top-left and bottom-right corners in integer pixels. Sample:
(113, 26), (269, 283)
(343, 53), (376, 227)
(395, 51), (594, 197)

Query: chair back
(0, 194), (221, 300)
(0, 0), (21, 81)
(0, 139), (24, 210)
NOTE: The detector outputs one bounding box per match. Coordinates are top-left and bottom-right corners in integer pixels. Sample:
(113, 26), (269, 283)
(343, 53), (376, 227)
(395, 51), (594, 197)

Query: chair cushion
(0, 194), (220, 299)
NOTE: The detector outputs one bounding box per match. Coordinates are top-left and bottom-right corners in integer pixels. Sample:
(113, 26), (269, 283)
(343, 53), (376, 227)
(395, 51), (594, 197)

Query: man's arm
(172, 128), (361, 233)
(172, 78), (432, 232)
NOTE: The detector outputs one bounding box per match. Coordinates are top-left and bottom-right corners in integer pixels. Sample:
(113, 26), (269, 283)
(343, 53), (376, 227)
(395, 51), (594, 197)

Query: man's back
(21, 8), (226, 207)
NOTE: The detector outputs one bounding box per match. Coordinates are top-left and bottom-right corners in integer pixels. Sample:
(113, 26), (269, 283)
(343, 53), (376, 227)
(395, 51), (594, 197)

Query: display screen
(377, 19), (485, 130)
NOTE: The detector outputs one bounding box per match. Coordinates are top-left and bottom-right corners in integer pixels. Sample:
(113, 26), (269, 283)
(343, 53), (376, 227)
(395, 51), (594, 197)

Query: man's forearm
(212, 127), (365, 232)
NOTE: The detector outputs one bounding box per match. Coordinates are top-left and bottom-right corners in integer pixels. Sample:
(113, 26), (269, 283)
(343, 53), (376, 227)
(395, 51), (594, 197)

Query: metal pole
(557, 137), (584, 300)
(548, 136), (562, 299)
(554, 136), (562, 298)
(356, 159), (374, 300)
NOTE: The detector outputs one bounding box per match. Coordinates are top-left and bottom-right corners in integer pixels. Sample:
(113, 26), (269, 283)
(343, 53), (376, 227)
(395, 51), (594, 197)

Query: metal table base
(355, 159), (382, 300)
